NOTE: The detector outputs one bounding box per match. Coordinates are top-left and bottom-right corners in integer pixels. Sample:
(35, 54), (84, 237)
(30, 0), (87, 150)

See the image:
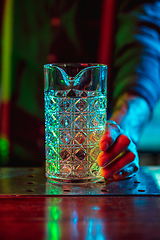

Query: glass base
(46, 173), (104, 184)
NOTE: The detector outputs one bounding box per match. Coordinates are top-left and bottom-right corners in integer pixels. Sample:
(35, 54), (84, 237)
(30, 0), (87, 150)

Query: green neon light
(0, 138), (9, 165)
(0, 138), (9, 157)
(1, 0), (14, 101)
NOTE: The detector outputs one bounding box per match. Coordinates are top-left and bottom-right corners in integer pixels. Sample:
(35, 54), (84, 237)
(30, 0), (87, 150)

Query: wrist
(109, 93), (151, 145)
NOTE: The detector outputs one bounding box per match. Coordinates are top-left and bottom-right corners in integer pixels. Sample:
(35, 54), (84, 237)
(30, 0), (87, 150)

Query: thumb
(99, 120), (121, 151)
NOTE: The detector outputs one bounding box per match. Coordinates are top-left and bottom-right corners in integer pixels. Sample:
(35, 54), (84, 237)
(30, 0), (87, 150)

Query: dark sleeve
(112, 0), (160, 110)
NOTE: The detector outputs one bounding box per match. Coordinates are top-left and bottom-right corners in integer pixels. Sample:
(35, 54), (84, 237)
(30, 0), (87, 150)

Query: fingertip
(99, 141), (109, 151)
(126, 151), (135, 161)
(100, 168), (106, 178)
(97, 151), (105, 167)
(100, 167), (111, 179)
(99, 132), (112, 151)
(97, 152), (101, 166)
(118, 134), (130, 146)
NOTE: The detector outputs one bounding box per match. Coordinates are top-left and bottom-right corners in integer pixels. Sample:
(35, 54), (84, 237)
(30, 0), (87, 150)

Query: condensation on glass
(44, 63), (107, 183)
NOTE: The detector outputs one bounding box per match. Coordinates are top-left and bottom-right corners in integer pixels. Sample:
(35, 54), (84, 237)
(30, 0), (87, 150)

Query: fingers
(97, 120), (139, 180)
(100, 150), (135, 179)
(97, 134), (130, 167)
(113, 164), (139, 181)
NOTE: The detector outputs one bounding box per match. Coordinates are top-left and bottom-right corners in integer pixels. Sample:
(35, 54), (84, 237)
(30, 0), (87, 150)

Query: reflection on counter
(45, 197), (106, 240)
(46, 198), (62, 240)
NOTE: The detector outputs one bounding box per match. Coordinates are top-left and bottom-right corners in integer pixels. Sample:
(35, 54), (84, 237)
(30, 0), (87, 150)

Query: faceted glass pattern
(45, 90), (107, 182)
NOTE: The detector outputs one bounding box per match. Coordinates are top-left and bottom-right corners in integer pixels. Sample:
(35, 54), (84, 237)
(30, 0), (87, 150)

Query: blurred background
(0, 0), (160, 167)
(138, 99), (160, 165)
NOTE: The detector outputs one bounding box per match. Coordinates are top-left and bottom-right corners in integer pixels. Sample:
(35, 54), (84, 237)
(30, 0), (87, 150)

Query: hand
(97, 120), (139, 181)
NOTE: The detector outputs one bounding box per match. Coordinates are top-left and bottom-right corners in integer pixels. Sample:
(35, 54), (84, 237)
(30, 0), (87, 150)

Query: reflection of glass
(44, 63), (107, 182)
(46, 201), (62, 240)
(45, 198), (106, 240)
(86, 218), (105, 240)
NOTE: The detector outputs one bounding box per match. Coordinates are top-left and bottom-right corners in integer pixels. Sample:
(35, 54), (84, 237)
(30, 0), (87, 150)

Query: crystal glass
(44, 63), (107, 183)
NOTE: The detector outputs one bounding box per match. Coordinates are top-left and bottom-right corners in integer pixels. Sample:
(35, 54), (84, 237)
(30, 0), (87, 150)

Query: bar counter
(0, 166), (160, 240)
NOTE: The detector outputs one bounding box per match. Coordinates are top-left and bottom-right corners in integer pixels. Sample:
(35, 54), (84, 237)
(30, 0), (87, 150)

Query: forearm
(109, 92), (151, 146)
(112, 1), (160, 114)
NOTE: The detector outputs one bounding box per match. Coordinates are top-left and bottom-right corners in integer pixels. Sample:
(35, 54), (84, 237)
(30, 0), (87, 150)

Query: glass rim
(44, 62), (108, 69)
